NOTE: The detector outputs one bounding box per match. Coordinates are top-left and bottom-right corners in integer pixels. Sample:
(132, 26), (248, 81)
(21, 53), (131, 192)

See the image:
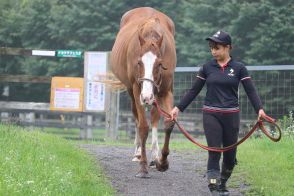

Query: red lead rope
(153, 100), (282, 152)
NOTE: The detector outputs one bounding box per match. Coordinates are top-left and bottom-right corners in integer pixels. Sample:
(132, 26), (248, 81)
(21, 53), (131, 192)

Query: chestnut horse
(110, 7), (176, 178)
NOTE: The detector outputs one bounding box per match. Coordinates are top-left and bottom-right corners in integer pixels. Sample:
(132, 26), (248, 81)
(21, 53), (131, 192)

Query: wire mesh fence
(118, 65), (294, 137)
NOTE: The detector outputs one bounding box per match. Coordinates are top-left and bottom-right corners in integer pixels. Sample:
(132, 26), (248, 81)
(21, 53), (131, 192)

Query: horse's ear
(157, 35), (163, 47)
(139, 33), (145, 46)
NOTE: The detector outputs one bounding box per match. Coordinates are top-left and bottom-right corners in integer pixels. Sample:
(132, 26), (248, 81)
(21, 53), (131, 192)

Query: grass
(0, 124), (114, 195)
(162, 132), (294, 196)
(2, 122), (293, 195)
(234, 136), (294, 196)
(42, 127), (132, 142)
(168, 134), (294, 196)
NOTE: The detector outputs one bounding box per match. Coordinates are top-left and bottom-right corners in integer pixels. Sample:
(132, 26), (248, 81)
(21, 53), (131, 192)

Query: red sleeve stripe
(241, 76), (251, 81)
(197, 75), (206, 80)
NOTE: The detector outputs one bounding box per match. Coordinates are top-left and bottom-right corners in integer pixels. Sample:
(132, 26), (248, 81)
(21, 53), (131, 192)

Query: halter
(137, 77), (161, 93)
(136, 63), (165, 94)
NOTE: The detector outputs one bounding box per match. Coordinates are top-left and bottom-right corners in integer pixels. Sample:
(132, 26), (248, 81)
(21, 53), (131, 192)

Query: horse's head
(136, 25), (167, 105)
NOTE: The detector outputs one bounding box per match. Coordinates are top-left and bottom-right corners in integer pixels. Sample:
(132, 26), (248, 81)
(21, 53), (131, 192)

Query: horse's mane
(111, 17), (163, 67)
(138, 18), (163, 41)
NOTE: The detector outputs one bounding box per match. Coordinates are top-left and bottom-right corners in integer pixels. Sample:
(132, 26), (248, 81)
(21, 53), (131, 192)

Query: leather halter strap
(137, 77), (160, 93)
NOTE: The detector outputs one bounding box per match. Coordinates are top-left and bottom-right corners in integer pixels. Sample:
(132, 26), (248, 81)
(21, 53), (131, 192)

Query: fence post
(79, 116), (86, 139)
(27, 112), (35, 130)
(0, 112), (9, 122)
(19, 113), (25, 124)
(105, 89), (120, 140)
(86, 114), (93, 139)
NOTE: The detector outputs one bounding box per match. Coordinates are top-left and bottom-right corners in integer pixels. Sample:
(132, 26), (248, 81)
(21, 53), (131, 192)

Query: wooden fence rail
(0, 74), (51, 83)
(0, 101), (106, 139)
(0, 101), (205, 141)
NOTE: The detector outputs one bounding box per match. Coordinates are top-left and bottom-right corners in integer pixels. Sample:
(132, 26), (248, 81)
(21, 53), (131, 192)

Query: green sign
(56, 50), (82, 58)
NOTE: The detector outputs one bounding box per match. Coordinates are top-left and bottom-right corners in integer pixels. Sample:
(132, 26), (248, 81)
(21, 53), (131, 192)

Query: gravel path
(80, 144), (245, 196)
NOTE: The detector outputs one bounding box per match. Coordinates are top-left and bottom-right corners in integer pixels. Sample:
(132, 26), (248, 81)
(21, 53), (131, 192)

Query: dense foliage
(0, 0), (293, 101)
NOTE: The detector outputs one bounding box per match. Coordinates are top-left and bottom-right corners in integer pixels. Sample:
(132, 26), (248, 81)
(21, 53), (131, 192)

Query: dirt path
(80, 144), (245, 196)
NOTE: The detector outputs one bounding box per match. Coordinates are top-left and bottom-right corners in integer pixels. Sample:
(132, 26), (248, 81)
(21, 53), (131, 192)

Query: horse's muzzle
(140, 93), (155, 105)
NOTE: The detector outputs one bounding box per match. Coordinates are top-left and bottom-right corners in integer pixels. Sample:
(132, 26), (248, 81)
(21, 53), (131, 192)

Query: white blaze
(140, 51), (156, 105)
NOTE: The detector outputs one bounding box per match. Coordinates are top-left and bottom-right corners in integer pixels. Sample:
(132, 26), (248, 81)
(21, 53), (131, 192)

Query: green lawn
(0, 124), (114, 195)
(234, 137), (294, 196)
(169, 135), (294, 196)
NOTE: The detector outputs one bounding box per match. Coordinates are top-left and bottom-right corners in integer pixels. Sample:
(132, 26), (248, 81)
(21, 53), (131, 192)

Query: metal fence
(1, 64), (293, 140)
(119, 65), (294, 135)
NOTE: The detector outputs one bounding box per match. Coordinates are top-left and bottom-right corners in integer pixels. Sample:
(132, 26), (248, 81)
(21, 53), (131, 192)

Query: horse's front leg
(132, 126), (141, 162)
(133, 85), (150, 178)
(155, 91), (175, 172)
(149, 106), (160, 167)
(135, 120), (150, 178)
(127, 89), (141, 162)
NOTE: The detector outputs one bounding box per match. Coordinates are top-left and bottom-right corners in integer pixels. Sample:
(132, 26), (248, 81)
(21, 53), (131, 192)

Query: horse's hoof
(155, 159), (169, 172)
(135, 172), (151, 178)
(132, 156), (140, 162)
(149, 160), (156, 167)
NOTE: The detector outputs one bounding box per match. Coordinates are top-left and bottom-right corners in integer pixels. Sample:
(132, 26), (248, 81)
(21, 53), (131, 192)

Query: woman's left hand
(258, 109), (266, 121)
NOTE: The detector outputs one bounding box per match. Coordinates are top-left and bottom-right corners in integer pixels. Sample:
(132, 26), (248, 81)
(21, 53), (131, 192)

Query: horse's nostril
(143, 98), (147, 103)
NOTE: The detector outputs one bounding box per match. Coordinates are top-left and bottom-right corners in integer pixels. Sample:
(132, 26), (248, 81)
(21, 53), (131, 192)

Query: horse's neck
(139, 18), (163, 36)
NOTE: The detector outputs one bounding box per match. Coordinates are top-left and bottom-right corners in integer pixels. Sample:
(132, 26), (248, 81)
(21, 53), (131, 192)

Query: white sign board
(54, 88), (80, 109)
(84, 52), (107, 111)
(85, 82), (105, 111)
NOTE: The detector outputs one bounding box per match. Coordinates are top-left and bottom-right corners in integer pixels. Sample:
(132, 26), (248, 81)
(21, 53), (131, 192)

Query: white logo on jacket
(228, 68), (235, 76)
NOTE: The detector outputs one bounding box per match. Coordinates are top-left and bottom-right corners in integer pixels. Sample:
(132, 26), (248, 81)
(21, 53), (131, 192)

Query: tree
(0, 0), (293, 102)
(230, 0), (294, 65)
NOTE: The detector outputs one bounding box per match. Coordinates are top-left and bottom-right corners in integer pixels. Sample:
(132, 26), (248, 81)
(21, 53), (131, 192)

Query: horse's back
(120, 7), (175, 35)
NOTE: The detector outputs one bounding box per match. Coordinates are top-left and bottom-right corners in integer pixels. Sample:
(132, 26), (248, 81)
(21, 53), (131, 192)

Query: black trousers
(203, 111), (239, 179)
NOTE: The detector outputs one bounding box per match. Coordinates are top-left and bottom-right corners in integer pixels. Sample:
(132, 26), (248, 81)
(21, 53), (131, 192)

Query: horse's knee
(138, 125), (149, 131)
(138, 125), (149, 138)
(164, 121), (175, 132)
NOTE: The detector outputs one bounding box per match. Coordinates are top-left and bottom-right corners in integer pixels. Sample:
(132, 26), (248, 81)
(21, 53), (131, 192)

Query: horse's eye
(138, 60), (143, 66)
(159, 63), (167, 70)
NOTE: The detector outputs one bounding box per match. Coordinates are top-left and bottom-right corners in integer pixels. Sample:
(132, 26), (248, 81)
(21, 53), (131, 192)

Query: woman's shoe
(218, 182), (230, 196)
(208, 181), (219, 196)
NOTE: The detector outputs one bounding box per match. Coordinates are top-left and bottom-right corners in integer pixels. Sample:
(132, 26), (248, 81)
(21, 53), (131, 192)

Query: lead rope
(153, 99), (282, 152)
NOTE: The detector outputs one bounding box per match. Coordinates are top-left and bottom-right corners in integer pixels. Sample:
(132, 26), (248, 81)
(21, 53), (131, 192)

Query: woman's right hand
(169, 107), (180, 121)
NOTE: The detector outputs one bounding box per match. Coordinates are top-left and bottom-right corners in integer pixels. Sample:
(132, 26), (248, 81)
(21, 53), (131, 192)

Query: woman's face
(210, 44), (230, 61)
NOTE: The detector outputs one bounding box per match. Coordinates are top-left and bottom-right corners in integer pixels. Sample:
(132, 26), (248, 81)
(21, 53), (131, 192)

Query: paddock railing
(119, 65), (294, 137)
(1, 65), (293, 140)
(0, 101), (107, 140)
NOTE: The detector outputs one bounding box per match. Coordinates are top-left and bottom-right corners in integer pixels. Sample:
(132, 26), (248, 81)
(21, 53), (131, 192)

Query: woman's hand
(258, 109), (266, 121)
(168, 107), (180, 121)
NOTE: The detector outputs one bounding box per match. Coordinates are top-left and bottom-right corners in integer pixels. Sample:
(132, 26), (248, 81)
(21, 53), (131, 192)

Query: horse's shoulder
(166, 18), (175, 36)
(158, 14), (175, 36)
